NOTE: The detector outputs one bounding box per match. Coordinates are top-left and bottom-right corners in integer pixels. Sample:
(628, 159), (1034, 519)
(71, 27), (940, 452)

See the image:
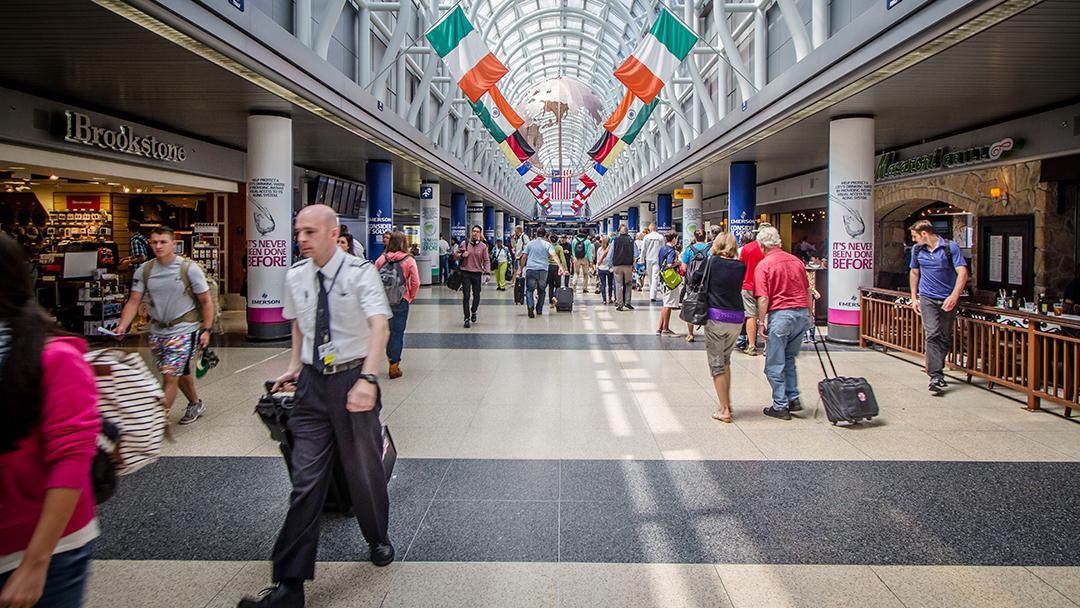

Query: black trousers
(461, 270), (482, 318)
(546, 264), (560, 301)
(271, 364), (389, 582)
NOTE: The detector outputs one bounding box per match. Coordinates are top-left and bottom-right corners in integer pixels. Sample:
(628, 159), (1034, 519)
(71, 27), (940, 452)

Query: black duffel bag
(446, 268), (462, 291)
(814, 339), (879, 425)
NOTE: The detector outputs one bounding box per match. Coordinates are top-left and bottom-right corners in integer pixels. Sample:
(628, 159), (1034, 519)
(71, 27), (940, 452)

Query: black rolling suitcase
(255, 382), (398, 514)
(514, 276), (526, 305)
(814, 339), (878, 425)
(555, 286), (574, 312)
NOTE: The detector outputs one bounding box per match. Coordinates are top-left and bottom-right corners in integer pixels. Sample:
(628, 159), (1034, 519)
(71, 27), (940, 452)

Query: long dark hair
(0, 234), (50, 453)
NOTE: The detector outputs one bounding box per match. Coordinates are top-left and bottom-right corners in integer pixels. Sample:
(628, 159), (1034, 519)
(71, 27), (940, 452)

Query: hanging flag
(526, 173), (545, 190)
(426, 6), (509, 103)
(498, 130), (535, 165)
(551, 170), (574, 201)
(613, 8), (698, 104)
(589, 131), (618, 162)
(593, 162), (608, 177)
(470, 87), (524, 142)
(604, 90), (660, 145)
(598, 139), (626, 169)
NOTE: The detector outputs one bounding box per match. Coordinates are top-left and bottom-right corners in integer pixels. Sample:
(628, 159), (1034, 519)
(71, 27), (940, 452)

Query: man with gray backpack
(115, 226), (215, 425)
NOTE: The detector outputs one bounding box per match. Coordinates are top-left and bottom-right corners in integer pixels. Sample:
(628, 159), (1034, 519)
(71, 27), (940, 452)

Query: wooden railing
(860, 287), (1079, 416)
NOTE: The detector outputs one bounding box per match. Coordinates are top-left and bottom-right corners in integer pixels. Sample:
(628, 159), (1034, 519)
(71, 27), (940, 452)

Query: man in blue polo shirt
(909, 219), (969, 395)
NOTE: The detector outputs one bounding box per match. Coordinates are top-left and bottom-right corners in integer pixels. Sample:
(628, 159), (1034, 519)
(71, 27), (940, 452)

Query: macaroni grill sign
(65, 111), (187, 163)
(876, 137), (1015, 181)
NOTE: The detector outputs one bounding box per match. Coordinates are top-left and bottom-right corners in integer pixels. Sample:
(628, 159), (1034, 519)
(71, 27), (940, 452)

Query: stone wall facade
(873, 160), (1076, 297)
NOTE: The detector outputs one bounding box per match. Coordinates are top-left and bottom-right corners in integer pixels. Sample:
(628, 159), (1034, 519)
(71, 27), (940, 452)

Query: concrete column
(826, 116), (875, 344)
(483, 205), (495, 242)
(657, 194), (673, 232)
(495, 210), (505, 244)
(639, 202), (654, 231)
(467, 202), (484, 235)
(245, 113), (292, 340)
(627, 206), (640, 237)
(366, 160), (393, 260)
(729, 162), (757, 240)
(450, 193), (467, 245)
(612, 214), (621, 233)
(419, 182), (440, 284)
(681, 184), (702, 246)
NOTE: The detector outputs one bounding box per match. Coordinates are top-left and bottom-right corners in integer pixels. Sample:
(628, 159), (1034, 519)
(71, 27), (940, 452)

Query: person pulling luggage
(238, 204), (393, 608)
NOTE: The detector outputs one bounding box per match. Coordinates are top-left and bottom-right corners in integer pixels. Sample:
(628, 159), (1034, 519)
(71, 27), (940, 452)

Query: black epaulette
(291, 258), (312, 269)
(347, 257), (372, 268)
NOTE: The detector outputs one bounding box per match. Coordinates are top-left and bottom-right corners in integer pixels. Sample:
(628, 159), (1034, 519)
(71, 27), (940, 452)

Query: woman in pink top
(375, 231), (421, 380)
(0, 234), (100, 608)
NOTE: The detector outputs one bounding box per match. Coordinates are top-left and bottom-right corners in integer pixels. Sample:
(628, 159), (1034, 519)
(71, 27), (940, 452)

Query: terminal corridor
(85, 292), (1080, 608)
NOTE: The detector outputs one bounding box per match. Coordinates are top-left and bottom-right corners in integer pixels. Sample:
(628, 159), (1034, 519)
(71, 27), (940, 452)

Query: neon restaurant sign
(875, 137), (1016, 181)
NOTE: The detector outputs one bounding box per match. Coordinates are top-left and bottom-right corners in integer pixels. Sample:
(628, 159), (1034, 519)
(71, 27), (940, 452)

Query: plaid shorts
(149, 332), (198, 377)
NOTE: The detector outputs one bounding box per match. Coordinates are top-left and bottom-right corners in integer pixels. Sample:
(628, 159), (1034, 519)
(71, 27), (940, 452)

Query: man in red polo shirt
(754, 226), (813, 420)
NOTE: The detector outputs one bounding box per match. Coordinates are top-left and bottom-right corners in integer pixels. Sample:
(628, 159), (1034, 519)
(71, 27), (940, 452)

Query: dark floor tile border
(93, 457), (1080, 566)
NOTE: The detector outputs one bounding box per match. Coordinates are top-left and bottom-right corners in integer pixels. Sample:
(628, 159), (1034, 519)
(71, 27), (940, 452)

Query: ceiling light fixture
(48, 175), (59, 181)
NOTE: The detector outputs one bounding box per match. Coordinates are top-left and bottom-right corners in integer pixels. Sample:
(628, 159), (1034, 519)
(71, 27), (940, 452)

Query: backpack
(141, 258), (222, 334)
(85, 349), (167, 501)
(573, 238), (587, 259)
(379, 256), (408, 305)
(685, 246), (709, 289)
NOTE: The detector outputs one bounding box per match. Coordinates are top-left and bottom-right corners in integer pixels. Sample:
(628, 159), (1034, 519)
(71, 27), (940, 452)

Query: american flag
(550, 168), (575, 201)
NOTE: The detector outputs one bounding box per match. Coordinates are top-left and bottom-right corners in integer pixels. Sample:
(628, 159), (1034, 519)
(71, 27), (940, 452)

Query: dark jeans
(439, 254), (449, 282)
(272, 365), (389, 581)
(920, 296), (957, 380)
(387, 300), (409, 363)
(546, 264), (560, 301)
(597, 269), (614, 302)
(764, 309), (811, 410)
(461, 271), (482, 319)
(0, 542), (93, 608)
(526, 269), (548, 312)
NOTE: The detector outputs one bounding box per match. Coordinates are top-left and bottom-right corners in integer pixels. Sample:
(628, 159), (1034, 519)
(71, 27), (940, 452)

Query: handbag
(504, 265), (513, 282)
(446, 268), (462, 291)
(661, 266), (683, 290)
(678, 257), (712, 326)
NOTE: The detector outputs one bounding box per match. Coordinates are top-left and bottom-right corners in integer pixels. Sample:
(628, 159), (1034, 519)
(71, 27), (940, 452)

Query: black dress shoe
(238, 583), (304, 608)
(471, 313), (477, 323)
(370, 542), (395, 567)
(787, 398), (803, 412)
(463, 319), (471, 328)
(762, 406), (792, 421)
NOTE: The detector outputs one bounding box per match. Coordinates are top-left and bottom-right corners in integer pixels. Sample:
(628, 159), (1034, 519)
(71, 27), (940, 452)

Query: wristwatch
(358, 373), (379, 386)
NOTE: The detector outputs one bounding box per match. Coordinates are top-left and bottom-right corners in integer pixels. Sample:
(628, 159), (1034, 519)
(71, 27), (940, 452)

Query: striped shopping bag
(85, 349), (167, 476)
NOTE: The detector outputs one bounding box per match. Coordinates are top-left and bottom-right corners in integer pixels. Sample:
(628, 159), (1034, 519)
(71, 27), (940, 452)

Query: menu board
(1007, 235), (1024, 285)
(988, 235), (1003, 283)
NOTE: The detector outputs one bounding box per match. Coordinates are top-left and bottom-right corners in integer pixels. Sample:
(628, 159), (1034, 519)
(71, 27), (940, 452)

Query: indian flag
(613, 8), (698, 104)
(470, 86), (524, 143)
(604, 90), (660, 145)
(426, 6), (508, 103)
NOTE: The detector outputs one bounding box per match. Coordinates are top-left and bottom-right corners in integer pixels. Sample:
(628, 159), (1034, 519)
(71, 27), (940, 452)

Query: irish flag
(604, 89), (660, 145)
(613, 8), (698, 104)
(470, 86), (524, 142)
(427, 6), (508, 103)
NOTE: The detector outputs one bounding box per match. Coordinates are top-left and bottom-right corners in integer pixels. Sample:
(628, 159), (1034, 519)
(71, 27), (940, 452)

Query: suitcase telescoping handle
(812, 337), (839, 380)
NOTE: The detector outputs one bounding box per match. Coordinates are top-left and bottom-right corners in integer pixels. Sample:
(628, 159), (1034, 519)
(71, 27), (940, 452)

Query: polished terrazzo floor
(88, 284), (1080, 607)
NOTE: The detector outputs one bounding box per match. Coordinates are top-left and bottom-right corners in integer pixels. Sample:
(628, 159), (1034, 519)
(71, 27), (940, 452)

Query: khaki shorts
(662, 283), (683, 308)
(705, 320), (741, 376)
(742, 289), (758, 317)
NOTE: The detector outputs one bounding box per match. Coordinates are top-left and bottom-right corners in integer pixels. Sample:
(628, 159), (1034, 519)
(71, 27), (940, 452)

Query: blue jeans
(0, 542), (93, 608)
(387, 301), (409, 363)
(525, 269), (548, 312)
(763, 308), (811, 410)
(597, 269), (614, 302)
(439, 254), (449, 282)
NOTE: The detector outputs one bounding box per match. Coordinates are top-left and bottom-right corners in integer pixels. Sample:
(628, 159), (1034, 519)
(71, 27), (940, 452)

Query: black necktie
(313, 270), (331, 372)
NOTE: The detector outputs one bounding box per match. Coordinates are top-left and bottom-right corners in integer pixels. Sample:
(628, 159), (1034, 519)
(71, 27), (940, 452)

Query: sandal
(686, 335), (695, 343)
(711, 411), (733, 423)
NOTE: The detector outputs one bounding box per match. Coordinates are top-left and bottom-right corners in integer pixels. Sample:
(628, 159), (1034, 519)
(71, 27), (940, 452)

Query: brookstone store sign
(65, 111), (187, 163)
(876, 137), (1016, 181)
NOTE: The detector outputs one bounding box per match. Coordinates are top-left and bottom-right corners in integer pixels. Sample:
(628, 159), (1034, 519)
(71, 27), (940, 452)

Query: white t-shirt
(131, 257), (209, 337)
(438, 239), (449, 255)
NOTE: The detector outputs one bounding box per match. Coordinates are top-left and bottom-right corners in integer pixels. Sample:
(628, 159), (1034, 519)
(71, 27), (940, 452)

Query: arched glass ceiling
(465, 0), (653, 173)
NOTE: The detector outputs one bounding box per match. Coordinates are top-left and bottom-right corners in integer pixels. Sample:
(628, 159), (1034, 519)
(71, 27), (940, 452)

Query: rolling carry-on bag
(555, 286), (574, 312)
(514, 276), (526, 305)
(814, 339), (879, 425)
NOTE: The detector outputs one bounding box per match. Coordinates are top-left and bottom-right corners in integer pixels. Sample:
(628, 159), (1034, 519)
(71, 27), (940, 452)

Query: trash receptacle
(417, 256), (433, 286)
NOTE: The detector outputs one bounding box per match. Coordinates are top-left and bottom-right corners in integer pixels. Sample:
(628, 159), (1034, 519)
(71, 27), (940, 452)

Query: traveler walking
(609, 225), (639, 311)
(492, 240), (511, 291)
(115, 226), (214, 425)
(546, 234), (566, 304)
(0, 234), (100, 608)
(909, 219), (969, 394)
(454, 226), (491, 328)
(375, 232), (420, 380)
(511, 226), (530, 275)
(570, 231), (593, 293)
(238, 205), (393, 608)
(681, 230), (711, 343)
(656, 232), (683, 336)
(754, 226), (813, 420)
(125, 219), (149, 266)
(642, 223), (664, 301)
(521, 228), (566, 318)
(689, 232), (746, 423)
(738, 228), (766, 355)
(437, 233), (450, 283)
(596, 236), (614, 305)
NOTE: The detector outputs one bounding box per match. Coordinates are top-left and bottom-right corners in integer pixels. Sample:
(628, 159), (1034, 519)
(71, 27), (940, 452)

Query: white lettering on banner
(65, 111), (187, 162)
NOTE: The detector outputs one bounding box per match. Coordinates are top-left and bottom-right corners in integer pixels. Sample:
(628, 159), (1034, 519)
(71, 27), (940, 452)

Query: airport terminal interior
(2, 0), (1080, 606)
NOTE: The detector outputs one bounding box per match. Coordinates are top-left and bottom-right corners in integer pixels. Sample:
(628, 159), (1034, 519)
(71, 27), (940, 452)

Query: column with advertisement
(678, 184), (702, 247)
(826, 116), (875, 344)
(419, 182), (440, 285)
(245, 114), (292, 341)
(728, 162), (756, 240)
